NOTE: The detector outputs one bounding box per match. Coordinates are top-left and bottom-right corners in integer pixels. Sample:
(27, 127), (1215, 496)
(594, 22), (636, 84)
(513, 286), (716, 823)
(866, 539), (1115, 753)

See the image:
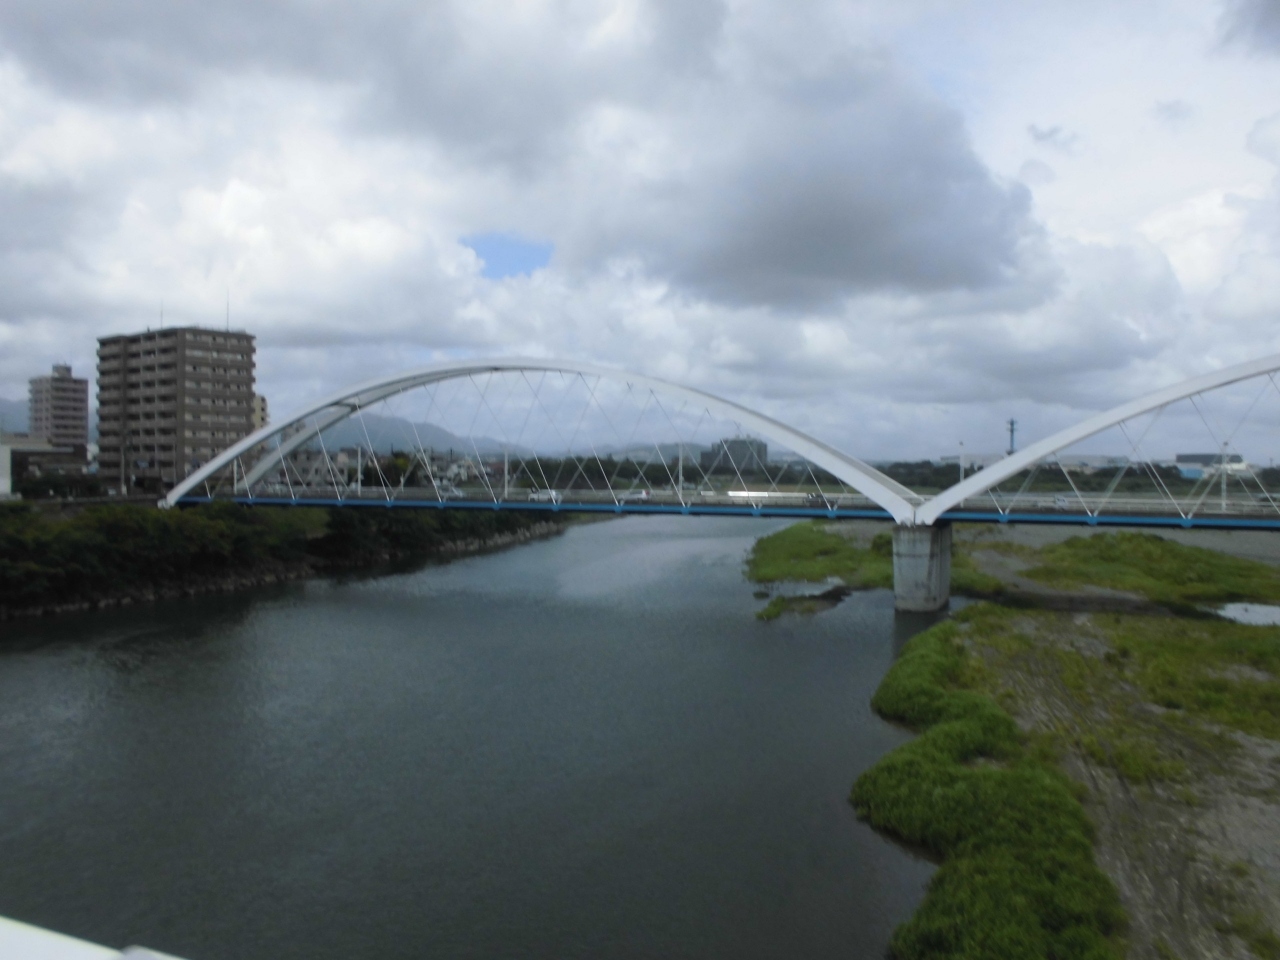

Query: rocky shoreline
(1, 519), (565, 621)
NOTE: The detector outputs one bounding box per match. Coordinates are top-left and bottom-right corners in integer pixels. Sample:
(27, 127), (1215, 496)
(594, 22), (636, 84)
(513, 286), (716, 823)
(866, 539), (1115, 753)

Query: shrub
(852, 611), (1124, 959)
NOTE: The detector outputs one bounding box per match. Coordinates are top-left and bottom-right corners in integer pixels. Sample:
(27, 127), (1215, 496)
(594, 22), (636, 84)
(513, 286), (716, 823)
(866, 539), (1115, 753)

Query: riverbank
(748, 521), (1280, 959)
(0, 502), (565, 621)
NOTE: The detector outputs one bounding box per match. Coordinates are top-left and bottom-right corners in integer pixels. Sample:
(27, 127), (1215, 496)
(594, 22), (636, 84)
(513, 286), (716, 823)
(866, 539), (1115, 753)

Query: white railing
(0, 915), (184, 960)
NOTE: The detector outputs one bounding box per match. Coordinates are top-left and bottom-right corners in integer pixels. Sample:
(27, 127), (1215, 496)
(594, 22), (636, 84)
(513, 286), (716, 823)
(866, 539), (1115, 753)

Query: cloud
(1154, 99), (1193, 123)
(0, 1), (1045, 315)
(1202, 115), (1280, 330)
(1220, 0), (1280, 54)
(0, 0), (1275, 463)
(0, 0), (729, 171)
(1027, 123), (1079, 154)
(1018, 159), (1056, 186)
(554, 63), (1043, 310)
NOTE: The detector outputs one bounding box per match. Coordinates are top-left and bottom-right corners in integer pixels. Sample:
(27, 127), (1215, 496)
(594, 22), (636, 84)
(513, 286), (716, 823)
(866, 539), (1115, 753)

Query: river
(0, 515), (934, 959)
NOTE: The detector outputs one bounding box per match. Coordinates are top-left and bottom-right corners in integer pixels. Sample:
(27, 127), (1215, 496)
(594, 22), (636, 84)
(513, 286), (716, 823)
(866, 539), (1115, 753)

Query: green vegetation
(954, 606), (1243, 788)
(1024, 532), (1280, 606)
(951, 546), (1005, 598)
(746, 522), (1003, 619)
(1075, 721), (1187, 783)
(1100, 614), (1280, 740)
(747, 523), (1280, 953)
(0, 502), (550, 615)
(851, 609), (1124, 959)
(1225, 911), (1280, 960)
(755, 590), (847, 622)
(746, 521), (893, 588)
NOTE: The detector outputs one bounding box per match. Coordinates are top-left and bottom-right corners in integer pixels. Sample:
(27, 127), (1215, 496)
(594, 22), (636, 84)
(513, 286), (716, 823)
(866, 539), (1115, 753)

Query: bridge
(163, 355), (1280, 611)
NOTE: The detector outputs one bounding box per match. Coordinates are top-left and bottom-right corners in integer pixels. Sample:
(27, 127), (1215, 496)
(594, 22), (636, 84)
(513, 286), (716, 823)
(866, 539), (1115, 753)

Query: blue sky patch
(463, 233), (553, 279)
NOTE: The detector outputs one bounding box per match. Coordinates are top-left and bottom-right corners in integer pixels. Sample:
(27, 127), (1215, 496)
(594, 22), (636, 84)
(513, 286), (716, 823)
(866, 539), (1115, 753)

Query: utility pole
(1007, 419), (1017, 456)
(1221, 442), (1228, 513)
(958, 441), (965, 484)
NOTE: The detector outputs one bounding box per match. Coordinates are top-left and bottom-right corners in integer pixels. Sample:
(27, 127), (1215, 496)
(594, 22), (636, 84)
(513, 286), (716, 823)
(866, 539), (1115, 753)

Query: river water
(0, 515), (933, 959)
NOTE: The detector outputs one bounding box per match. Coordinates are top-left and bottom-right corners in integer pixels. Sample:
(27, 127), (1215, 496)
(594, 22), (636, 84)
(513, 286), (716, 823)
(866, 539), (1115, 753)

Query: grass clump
(1227, 911), (1280, 960)
(756, 595), (831, 621)
(746, 521), (892, 588)
(1100, 615), (1280, 740)
(852, 609), (1124, 959)
(1075, 724), (1186, 783)
(747, 521), (1004, 602)
(1024, 532), (1280, 606)
(951, 547), (1006, 598)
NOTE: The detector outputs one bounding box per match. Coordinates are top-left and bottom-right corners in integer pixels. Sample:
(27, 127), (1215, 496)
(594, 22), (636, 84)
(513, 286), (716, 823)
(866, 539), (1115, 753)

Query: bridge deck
(174, 495), (1280, 531)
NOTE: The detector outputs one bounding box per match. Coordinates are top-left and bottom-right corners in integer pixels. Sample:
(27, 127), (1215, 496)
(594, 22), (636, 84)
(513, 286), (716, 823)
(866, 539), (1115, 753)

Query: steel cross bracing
(164, 354), (1280, 530)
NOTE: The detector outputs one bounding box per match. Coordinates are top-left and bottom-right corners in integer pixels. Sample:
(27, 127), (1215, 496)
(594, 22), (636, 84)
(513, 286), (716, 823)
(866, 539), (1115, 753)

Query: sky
(0, 0), (1278, 460)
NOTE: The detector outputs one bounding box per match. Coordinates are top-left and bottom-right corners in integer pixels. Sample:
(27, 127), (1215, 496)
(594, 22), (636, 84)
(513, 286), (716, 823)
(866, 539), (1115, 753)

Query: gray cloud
(555, 64), (1042, 309)
(0, 179), (111, 321)
(1154, 99), (1193, 123)
(1027, 124), (1078, 154)
(0, 0), (1233, 463)
(1017, 159), (1056, 186)
(1221, 0), (1280, 54)
(0, 0), (1043, 314)
(0, 0), (728, 171)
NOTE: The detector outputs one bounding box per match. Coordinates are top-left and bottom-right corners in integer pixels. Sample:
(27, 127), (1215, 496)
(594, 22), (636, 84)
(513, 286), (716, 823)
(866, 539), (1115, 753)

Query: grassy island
(746, 520), (1002, 619)
(749, 521), (1280, 959)
(852, 609), (1124, 959)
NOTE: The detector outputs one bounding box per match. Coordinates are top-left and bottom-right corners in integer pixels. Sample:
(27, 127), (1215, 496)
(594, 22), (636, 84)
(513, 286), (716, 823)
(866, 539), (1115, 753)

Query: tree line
(0, 502), (548, 614)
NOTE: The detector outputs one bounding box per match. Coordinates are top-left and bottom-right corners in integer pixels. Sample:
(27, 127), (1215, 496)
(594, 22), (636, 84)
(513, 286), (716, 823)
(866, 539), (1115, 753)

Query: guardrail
(0, 915), (184, 959)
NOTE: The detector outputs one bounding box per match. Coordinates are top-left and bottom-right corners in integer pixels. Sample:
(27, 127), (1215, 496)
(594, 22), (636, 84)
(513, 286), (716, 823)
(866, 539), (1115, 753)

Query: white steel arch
(916, 353), (1280, 526)
(163, 358), (921, 523)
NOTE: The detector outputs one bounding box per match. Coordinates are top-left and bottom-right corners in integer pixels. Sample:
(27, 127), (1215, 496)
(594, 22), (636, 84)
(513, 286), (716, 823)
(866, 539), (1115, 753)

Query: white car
(527, 489), (563, 503)
(437, 482), (465, 500)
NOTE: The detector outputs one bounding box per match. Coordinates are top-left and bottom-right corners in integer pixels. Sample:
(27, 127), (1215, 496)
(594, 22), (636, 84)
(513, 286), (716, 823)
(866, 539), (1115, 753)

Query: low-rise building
(1174, 452), (1249, 480)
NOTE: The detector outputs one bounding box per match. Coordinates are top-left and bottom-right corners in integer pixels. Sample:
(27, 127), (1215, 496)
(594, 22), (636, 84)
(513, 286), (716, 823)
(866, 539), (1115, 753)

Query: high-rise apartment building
(97, 327), (256, 492)
(29, 364), (89, 451)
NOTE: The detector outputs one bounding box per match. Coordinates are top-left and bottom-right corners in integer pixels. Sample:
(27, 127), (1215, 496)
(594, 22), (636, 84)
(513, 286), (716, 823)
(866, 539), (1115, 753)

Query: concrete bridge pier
(892, 522), (951, 612)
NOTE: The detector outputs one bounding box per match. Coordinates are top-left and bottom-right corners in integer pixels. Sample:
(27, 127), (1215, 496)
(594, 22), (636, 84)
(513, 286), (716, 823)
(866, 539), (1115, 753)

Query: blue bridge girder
(172, 496), (1280, 532)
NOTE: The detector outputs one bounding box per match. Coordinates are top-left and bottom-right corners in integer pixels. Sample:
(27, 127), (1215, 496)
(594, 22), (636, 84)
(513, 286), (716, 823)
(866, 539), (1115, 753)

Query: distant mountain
(286, 411), (717, 460)
(0, 397), (27, 434)
(312, 412), (528, 457)
(599, 442), (707, 461)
